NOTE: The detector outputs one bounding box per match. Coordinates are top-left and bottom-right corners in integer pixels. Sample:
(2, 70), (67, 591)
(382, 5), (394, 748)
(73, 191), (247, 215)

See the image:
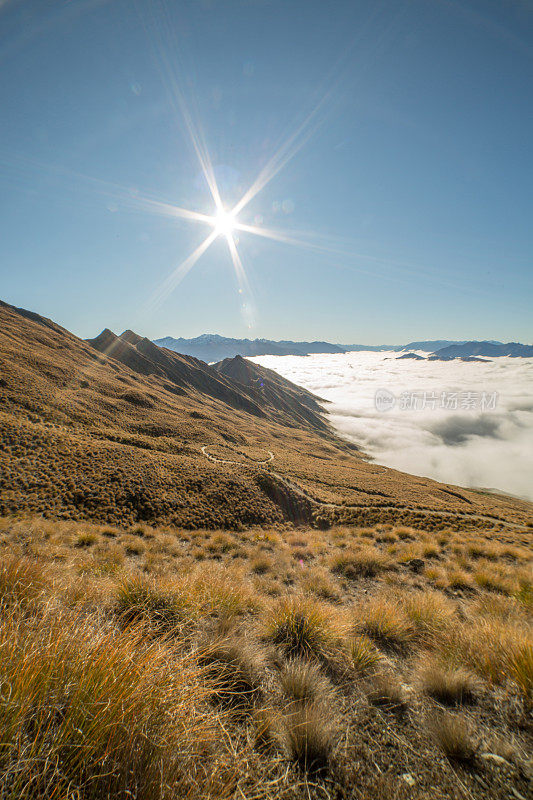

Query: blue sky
(0, 0), (532, 344)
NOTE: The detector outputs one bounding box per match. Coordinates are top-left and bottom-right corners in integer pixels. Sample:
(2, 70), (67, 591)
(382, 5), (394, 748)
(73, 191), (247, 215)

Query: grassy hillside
(0, 515), (530, 799)
(0, 299), (531, 798)
(1, 299), (532, 530)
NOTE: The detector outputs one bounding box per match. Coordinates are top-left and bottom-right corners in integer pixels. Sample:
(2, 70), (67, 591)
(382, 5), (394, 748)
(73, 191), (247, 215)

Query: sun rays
(133, 2), (338, 324)
(0, 37), (467, 320)
(142, 117), (321, 319)
(141, 83), (336, 322)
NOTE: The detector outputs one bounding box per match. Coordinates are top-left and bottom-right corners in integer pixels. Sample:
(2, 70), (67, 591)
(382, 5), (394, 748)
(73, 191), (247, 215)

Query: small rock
(481, 752), (510, 767)
(401, 773), (416, 787)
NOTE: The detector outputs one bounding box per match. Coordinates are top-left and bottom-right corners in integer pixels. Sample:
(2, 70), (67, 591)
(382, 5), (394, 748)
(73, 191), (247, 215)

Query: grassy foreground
(0, 515), (531, 799)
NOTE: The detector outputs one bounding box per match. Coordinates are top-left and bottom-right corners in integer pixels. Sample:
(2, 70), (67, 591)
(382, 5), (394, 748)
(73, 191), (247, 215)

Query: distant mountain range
(154, 334), (345, 361)
(394, 341), (533, 361)
(428, 341), (533, 359)
(153, 335), (492, 361)
(153, 334), (532, 362)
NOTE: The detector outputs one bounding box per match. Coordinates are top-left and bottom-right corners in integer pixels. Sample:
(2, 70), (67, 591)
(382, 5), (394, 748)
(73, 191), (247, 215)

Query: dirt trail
(200, 445), (527, 532)
(200, 445), (274, 465)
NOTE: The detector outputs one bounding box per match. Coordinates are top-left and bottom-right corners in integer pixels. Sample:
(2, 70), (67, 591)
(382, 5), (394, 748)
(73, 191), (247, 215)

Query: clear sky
(1, 0), (532, 344)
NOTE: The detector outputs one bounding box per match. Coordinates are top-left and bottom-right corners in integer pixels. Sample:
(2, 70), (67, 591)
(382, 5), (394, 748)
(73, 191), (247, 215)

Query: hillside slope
(88, 329), (328, 431)
(0, 299), (532, 530)
(88, 328), (265, 418)
(213, 354), (328, 431)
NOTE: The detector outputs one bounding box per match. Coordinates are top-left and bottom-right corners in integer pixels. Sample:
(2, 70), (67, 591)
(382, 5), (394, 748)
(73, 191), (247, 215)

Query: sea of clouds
(251, 352), (533, 501)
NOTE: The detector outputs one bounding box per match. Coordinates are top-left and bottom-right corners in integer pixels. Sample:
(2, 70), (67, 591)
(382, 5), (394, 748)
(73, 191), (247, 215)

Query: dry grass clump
(0, 609), (215, 799)
(183, 564), (260, 617)
(473, 563), (517, 595)
(75, 530), (98, 547)
(467, 541), (495, 560)
(395, 527), (416, 540)
(350, 634), (382, 676)
(438, 618), (533, 706)
(123, 539), (145, 557)
(254, 698), (337, 775)
(446, 568), (475, 591)
(279, 658), (333, 702)
(375, 530), (398, 544)
(116, 565), (259, 631)
(116, 574), (191, 632)
(422, 542), (439, 558)
(404, 590), (456, 643)
(253, 706), (281, 754)
(206, 532), (235, 554)
(0, 556), (48, 610)
(515, 580), (533, 612)
(264, 596), (339, 660)
(199, 636), (263, 709)
(330, 545), (391, 579)
(280, 701), (335, 773)
(416, 658), (479, 705)
(367, 672), (408, 711)
(353, 597), (415, 653)
(300, 566), (341, 600)
(428, 712), (477, 763)
(472, 593), (527, 623)
(506, 641), (533, 709)
(250, 554), (272, 574)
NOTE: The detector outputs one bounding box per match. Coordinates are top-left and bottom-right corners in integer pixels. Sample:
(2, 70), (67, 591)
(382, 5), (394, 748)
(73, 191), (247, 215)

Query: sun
(213, 207), (236, 238)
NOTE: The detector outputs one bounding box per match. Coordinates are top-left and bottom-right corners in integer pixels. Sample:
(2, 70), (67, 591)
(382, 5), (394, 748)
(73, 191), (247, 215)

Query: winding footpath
(200, 445), (528, 533)
(200, 445), (274, 466)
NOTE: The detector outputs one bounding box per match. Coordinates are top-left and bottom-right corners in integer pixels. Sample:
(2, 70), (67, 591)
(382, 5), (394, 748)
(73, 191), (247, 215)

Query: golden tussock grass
(350, 634), (383, 676)
(0, 607), (218, 799)
(263, 595), (341, 660)
(403, 590), (456, 643)
(427, 712), (478, 764)
(367, 671), (409, 711)
(353, 597), (415, 654)
(330, 545), (392, 579)
(415, 658), (479, 705)
(436, 617), (533, 706)
(0, 556), (48, 611)
(116, 573), (195, 632)
(0, 514), (531, 798)
(279, 701), (335, 773)
(300, 566), (341, 600)
(279, 658), (333, 703)
(198, 635), (264, 710)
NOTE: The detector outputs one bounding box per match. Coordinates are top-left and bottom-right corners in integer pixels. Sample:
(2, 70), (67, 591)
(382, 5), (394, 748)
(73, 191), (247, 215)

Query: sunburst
(133, 38), (335, 326)
(0, 7), (467, 331)
(144, 134), (320, 322)
(213, 207), (237, 239)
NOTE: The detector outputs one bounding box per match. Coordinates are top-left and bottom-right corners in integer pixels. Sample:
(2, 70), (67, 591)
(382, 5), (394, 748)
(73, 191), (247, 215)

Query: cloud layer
(251, 352), (533, 501)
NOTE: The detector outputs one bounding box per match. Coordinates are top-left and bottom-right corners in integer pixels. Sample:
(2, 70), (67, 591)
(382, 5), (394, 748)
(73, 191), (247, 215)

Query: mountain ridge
(153, 334), (523, 361)
(87, 329), (327, 431)
(2, 298), (531, 531)
(154, 334), (345, 361)
(430, 341), (533, 359)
